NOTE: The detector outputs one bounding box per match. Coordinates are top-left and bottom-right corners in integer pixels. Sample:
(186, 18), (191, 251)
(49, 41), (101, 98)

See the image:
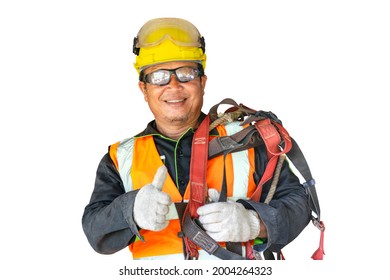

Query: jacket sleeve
(82, 153), (141, 254)
(238, 144), (311, 252)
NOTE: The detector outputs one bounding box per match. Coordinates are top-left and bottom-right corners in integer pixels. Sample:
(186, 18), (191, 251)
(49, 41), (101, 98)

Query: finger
(197, 202), (226, 216)
(201, 221), (224, 233)
(198, 211), (224, 224)
(208, 188), (220, 202)
(155, 192), (172, 206)
(154, 221), (169, 231)
(155, 214), (167, 224)
(152, 165), (168, 191)
(156, 204), (169, 215)
(206, 231), (225, 242)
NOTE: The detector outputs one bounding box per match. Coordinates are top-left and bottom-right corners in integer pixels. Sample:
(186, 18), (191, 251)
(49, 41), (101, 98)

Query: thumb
(152, 165), (167, 191)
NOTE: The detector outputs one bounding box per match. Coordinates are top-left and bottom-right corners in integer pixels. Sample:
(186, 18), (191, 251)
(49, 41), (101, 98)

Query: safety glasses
(133, 18), (205, 55)
(140, 66), (204, 86)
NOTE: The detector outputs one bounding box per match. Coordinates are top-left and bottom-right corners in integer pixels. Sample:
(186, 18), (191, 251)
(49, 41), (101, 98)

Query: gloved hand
(197, 189), (261, 242)
(133, 165), (172, 231)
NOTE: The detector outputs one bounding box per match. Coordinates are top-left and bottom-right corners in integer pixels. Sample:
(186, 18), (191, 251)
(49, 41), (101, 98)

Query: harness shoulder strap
(182, 114), (210, 259)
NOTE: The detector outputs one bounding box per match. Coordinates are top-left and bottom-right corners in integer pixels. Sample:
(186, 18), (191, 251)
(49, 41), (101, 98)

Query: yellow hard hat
(133, 18), (206, 74)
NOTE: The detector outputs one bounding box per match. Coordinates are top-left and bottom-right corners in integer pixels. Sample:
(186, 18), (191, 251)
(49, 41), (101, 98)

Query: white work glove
(197, 189), (261, 242)
(133, 165), (172, 231)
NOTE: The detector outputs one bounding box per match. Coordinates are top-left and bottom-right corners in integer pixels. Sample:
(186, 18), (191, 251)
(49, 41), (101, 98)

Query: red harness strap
(183, 115), (247, 260)
(250, 119), (292, 201)
(188, 116), (210, 218)
(182, 115), (210, 259)
(243, 118), (292, 260)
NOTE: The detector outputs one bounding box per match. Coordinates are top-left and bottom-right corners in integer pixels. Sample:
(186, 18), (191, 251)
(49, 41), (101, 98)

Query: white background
(1, 0), (389, 279)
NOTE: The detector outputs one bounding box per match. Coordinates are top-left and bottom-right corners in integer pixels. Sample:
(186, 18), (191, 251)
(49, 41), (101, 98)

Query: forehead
(144, 61), (199, 73)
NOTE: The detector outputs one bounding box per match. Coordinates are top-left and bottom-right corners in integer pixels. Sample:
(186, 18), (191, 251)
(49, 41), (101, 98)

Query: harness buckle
(252, 250), (263, 260)
(312, 219), (325, 232)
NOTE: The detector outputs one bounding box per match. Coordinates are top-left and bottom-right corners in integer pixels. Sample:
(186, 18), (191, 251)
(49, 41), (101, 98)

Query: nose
(167, 74), (182, 87)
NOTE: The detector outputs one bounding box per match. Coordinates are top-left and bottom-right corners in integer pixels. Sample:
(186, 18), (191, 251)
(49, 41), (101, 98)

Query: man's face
(138, 61), (207, 131)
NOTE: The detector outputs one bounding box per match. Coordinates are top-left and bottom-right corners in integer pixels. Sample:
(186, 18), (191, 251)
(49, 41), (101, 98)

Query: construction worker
(82, 17), (311, 260)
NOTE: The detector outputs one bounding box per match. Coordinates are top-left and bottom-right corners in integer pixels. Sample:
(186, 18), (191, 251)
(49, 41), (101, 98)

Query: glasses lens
(136, 18), (201, 48)
(145, 70), (170, 85)
(175, 67), (199, 82)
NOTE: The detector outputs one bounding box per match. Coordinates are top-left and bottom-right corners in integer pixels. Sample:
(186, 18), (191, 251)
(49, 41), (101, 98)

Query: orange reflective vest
(109, 122), (256, 259)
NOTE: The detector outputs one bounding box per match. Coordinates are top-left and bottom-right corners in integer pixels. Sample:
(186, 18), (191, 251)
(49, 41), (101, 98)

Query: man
(82, 17), (311, 260)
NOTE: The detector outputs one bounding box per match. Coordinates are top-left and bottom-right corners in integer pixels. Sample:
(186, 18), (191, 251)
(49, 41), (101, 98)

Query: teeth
(166, 99), (184, 103)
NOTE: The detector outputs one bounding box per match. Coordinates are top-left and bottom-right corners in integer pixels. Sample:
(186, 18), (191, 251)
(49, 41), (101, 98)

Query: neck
(156, 126), (190, 140)
(155, 118), (199, 140)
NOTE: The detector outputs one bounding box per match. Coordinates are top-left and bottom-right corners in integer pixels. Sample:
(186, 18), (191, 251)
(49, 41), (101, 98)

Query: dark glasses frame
(139, 64), (204, 86)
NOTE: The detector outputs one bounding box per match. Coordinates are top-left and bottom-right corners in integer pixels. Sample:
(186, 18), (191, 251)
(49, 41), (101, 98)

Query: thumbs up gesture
(133, 165), (172, 231)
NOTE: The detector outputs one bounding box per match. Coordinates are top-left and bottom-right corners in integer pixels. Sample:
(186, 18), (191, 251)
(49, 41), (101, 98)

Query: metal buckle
(312, 219), (325, 231)
(252, 250), (263, 260)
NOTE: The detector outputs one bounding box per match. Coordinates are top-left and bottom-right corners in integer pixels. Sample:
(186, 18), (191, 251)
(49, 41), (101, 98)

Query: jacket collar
(135, 112), (211, 138)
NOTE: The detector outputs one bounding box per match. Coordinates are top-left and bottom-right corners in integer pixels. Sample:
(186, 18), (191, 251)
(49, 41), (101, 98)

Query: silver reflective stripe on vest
(224, 122), (250, 199)
(166, 203), (179, 220)
(114, 137), (181, 220)
(115, 137), (135, 192)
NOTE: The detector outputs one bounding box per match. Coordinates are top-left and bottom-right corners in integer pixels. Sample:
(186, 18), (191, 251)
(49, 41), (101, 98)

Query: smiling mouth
(165, 99), (186, 103)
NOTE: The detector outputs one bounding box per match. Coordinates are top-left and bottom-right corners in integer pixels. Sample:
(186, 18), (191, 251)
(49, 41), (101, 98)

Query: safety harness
(180, 98), (325, 260)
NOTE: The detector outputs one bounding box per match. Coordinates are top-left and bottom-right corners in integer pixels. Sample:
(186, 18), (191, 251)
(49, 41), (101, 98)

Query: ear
(201, 74), (207, 96)
(138, 81), (148, 102)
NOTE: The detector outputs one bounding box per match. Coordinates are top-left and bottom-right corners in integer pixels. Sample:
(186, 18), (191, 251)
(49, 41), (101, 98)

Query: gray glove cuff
(122, 190), (144, 241)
